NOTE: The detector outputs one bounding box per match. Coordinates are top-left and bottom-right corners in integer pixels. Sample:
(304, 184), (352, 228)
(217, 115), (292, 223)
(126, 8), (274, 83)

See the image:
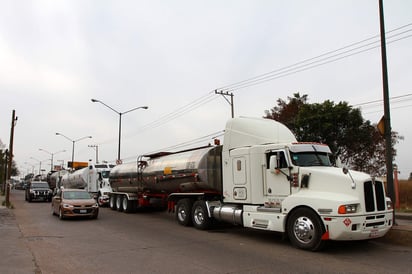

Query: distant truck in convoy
(108, 117), (393, 251)
(61, 163), (114, 206)
(47, 170), (69, 191)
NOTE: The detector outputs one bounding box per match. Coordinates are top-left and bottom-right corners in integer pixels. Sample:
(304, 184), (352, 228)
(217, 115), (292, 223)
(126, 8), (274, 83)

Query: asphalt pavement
(0, 193), (411, 274)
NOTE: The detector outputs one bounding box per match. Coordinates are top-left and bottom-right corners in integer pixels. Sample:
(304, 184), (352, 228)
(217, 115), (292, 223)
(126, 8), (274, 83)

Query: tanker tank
(61, 168), (88, 189)
(109, 145), (223, 194)
(48, 169), (69, 190)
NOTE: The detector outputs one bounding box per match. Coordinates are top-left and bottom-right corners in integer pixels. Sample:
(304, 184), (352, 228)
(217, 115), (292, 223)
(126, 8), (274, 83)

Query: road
(9, 189), (412, 274)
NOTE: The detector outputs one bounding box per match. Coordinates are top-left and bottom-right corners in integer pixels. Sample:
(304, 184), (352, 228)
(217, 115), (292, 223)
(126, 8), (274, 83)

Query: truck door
(265, 150), (290, 197)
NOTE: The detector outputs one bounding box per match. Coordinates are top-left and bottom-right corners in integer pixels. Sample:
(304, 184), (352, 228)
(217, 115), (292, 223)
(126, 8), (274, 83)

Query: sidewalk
(0, 200), (39, 273)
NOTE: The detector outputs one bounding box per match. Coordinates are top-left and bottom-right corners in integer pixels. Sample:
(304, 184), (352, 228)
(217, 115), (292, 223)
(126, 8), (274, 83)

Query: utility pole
(215, 90), (234, 118)
(2, 149), (8, 195)
(6, 110), (17, 207)
(378, 0), (395, 217)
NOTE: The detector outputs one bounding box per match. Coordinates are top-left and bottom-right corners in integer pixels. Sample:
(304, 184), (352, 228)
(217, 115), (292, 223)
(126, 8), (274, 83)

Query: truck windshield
(290, 152), (332, 167)
(101, 171), (110, 178)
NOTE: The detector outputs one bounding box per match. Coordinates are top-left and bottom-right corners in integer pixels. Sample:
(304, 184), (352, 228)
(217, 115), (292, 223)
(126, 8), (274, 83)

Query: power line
(133, 23), (412, 135)
(353, 93), (412, 107)
(217, 24), (412, 92)
(99, 23), (412, 160)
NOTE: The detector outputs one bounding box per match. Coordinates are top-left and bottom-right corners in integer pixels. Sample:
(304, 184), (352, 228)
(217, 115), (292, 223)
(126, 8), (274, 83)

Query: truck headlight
(386, 199), (393, 210)
(338, 204), (358, 214)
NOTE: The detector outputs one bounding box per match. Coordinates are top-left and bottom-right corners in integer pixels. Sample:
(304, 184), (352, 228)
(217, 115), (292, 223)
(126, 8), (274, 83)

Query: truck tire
(109, 195), (117, 210)
(122, 196), (134, 213)
(287, 208), (325, 251)
(116, 195), (123, 212)
(192, 200), (212, 230)
(176, 198), (193, 226)
(97, 193), (105, 207)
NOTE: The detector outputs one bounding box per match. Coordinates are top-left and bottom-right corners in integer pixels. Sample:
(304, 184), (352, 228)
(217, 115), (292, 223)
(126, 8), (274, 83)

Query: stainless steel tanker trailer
(108, 117), (393, 251)
(108, 145), (222, 212)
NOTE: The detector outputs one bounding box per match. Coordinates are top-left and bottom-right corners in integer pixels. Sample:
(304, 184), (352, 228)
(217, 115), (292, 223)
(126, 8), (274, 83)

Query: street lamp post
(55, 133), (92, 167)
(30, 157), (45, 176)
(91, 99), (148, 162)
(39, 149), (66, 172)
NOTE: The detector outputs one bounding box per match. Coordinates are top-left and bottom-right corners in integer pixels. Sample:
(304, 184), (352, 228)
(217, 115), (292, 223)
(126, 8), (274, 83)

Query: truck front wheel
(176, 199), (193, 226)
(287, 208), (325, 251)
(192, 200), (212, 230)
(97, 193), (105, 207)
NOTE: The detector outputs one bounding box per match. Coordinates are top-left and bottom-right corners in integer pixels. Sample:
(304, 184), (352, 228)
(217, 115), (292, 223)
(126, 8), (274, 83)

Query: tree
(0, 139), (19, 185)
(264, 93), (401, 176)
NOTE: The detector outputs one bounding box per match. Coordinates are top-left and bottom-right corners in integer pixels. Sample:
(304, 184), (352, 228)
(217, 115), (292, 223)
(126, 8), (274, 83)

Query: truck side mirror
(269, 155), (278, 172)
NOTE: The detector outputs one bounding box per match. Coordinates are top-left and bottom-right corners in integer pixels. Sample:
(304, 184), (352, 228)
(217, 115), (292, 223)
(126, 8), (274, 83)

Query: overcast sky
(1, 0), (411, 179)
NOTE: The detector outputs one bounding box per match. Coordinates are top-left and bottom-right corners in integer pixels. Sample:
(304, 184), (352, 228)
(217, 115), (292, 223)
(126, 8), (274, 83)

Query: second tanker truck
(108, 117), (393, 251)
(61, 163), (114, 206)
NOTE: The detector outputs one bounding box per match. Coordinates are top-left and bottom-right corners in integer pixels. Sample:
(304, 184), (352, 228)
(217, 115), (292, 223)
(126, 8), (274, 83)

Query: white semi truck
(62, 163), (114, 206)
(108, 117), (393, 251)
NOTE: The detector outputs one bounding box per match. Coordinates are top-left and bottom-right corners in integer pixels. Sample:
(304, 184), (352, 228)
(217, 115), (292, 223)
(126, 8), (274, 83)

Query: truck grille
(364, 180), (386, 212)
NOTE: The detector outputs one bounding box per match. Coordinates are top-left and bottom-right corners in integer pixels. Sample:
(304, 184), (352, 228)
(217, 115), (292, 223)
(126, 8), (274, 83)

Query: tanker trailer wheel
(122, 195), (134, 213)
(109, 195), (117, 210)
(116, 195), (124, 212)
(192, 200), (212, 230)
(286, 208), (325, 251)
(176, 199), (193, 226)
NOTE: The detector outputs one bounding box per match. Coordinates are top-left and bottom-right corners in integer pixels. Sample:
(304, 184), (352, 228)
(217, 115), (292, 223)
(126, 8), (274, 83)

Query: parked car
(25, 181), (53, 202)
(51, 188), (99, 220)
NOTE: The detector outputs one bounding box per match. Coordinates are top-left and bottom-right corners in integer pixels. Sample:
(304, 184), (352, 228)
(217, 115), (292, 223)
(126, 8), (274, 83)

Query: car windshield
(31, 183), (49, 188)
(290, 152), (332, 167)
(63, 191), (92, 199)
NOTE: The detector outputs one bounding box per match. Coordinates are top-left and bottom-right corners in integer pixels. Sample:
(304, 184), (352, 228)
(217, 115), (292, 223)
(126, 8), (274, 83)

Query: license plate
(80, 209), (87, 214)
(369, 229), (379, 238)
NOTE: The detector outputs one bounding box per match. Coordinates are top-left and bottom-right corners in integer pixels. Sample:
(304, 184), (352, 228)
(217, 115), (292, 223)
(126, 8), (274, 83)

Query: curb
(395, 212), (412, 220)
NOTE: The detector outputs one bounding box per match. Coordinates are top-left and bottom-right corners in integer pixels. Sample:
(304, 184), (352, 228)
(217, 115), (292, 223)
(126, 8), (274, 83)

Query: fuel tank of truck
(109, 145), (223, 194)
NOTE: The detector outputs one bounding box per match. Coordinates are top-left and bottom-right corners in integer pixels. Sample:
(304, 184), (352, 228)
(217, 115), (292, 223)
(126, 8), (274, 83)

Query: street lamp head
(142, 106), (149, 109)
(56, 132), (60, 136)
(91, 98), (99, 103)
